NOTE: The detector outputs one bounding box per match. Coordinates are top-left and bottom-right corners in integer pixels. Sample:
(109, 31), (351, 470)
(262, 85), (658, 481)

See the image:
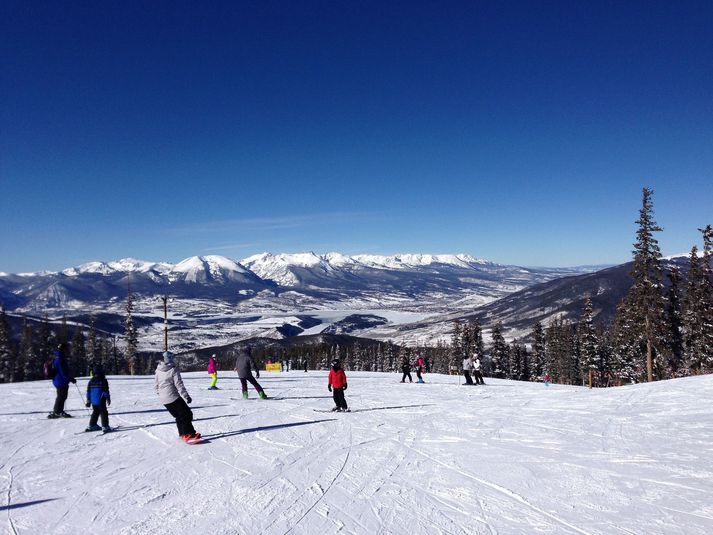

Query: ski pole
(74, 382), (91, 415)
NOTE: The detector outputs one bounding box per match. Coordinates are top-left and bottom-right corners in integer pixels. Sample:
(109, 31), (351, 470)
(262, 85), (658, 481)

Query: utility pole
(162, 296), (168, 353)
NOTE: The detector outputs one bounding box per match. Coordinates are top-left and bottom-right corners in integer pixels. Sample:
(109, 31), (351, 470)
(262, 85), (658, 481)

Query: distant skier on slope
(47, 344), (77, 419)
(85, 363), (111, 432)
(234, 347), (267, 399)
(415, 353), (425, 383)
(155, 352), (201, 443)
(544, 373), (551, 387)
(400, 356), (413, 383)
(207, 354), (219, 390)
(328, 359), (349, 412)
(462, 355), (474, 385)
(472, 355), (485, 385)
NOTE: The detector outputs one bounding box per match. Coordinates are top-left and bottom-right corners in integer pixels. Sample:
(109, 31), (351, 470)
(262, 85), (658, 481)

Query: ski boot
(102, 426), (112, 433)
(258, 391), (268, 400)
(59, 411), (73, 418)
(85, 424), (101, 432)
(47, 412), (60, 419)
(242, 391), (249, 399)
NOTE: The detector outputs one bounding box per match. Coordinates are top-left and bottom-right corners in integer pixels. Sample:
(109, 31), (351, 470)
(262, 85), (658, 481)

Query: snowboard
(313, 408), (351, 413)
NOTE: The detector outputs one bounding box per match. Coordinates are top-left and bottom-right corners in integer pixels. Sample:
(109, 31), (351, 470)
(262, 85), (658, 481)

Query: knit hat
(163, 351), (175, 364)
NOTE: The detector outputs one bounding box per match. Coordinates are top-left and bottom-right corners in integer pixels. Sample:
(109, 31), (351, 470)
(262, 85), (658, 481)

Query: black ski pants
(463, 370), (474, 385)
(332, 388), (348, 410)
(401, 371), (412, 383)
(240, 374), (264, 393)
(473, 370), (485, 385)
(416, 367), (423, 381)
(164, 397), (195, 436)
(53, 385), (69, 414)
(89, 399), (109, 428)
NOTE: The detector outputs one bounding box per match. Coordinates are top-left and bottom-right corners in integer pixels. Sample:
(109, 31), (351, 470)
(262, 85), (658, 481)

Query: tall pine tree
(531, 321), (546, 380)
(489, 323), (508, 378)
(125, 284), (139, 375)
(579, 297), (599, 385)
(0, 307), (15, 383)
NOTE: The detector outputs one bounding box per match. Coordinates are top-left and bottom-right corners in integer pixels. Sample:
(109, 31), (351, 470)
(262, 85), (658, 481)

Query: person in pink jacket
(207, 354), (219, 390)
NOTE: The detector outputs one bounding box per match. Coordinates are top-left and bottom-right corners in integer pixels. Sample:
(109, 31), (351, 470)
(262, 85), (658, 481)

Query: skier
(473, 356), (485, 385)
(234, 347), (267, 399)
(85, 363), (111, 432)
(415, 353), (425, 383)
(400, 356), (413, 383)
(328, 359), (349, 412)
(462, 354), (474, 385)
(48, 344), (77, 419)
(304, 359), (308, 372)
(544, 373), (551, 387)
(207, 354), (219, 390)
(155, 351), (201, 443)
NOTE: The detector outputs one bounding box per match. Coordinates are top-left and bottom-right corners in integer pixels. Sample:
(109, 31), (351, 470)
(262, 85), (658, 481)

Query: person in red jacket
(327, 359), (349, 412)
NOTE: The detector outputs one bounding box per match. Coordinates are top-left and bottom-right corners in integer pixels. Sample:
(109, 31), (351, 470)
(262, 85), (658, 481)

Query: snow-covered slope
(2, 373), (712, 534)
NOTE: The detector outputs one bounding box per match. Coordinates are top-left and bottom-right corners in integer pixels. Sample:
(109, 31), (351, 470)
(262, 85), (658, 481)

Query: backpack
(44, 358), (56, 379)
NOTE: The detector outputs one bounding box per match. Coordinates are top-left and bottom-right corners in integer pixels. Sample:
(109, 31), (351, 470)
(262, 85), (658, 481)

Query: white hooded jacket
(155, 361), (190, 405)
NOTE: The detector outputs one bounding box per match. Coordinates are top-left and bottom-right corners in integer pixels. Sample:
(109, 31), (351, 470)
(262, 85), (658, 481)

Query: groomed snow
(2, 373), (712, 534)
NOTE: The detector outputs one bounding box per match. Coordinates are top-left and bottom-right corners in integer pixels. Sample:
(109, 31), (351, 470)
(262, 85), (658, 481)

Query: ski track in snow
(1, 373), (713, 534)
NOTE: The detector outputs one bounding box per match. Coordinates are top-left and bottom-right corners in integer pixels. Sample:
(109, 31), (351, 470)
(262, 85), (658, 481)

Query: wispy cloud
(166, 212), (380, 235)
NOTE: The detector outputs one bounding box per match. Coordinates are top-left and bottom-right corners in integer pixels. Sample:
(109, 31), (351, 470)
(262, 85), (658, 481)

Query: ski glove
(328, 385), (332, 392)
(256, 371), (260, 379)
(186, 395), (192, 404)
(70, 378), (77, 384)
(85, 402), (90, 408)
(106, 399), (111, 406)
(343, 384), (347, 390)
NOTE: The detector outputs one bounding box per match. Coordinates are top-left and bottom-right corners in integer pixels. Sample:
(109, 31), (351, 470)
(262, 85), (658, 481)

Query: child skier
(415, 353), (425, 383)
(328, 359), (349, 412)
(85, 363), (111, 432)
(155, 352), (201, 443)
(207, 354), (218, 390)
(234, 347), (267, 399)
(48, 344), (77, 419)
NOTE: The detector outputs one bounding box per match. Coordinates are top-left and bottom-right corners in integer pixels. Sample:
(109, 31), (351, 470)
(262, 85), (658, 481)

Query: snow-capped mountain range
(0, 252), (603, 349)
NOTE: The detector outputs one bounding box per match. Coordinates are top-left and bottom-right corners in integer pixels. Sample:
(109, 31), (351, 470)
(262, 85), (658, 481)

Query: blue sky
(1, 1), (712, 272)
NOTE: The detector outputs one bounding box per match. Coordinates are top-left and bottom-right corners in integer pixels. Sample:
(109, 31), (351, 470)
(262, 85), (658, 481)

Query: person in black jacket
(48, 344), (77, 419)
(400, 356), (413, 383)
(85, 364), (111, 432)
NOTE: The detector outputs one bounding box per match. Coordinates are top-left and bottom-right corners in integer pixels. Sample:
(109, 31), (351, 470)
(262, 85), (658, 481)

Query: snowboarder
(415, 353), (425, 383)
(85, 363), (111, 432)
(473, 356), (485, 385)
(155, 351), (200, 443)
(544, 373), (551, 387)
(207, 354), (219, 390)
(48, 344), (77, 419)
(234, 347), (267, 399)
(462, 355), (474, 385)
(328, 359), (349, 412)
(400, 356), (413, 383)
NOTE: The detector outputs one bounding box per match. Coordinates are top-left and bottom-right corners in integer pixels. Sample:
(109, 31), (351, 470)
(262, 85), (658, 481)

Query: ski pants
(164, 397), (196, 436)
(209, 373), (218, 388)
(53, 385), (69, 414)
(240, 375), (264, 394)
(401, 371), (412, 382)
(89, 399), (109, 428)
(332, 388), (348, 410)
(463, 370), (474, 385)
(416, 367), (423, 381)
(473, 370), (484, 385)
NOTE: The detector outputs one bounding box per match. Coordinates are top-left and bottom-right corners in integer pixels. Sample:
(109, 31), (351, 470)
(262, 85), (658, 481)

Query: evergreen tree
(508, 340), (522, 380)
(531, 321), (546, 380)
(16, 319), (33, 382)
(611, 300), (640, 383)
(665, 267), (685, 375)
(34, 316), (53, 379)
(626, 187), (665, 381)
(125, 288), (139, 375)
(71, 327), (87, 377)
(490, 323), (508, 378)
(0, 307), (16, 383)
(451, 321), (463, 360)
(698, 225), (713, 370)
(87, 316), (98, 366)
(58, 316), (69, 346)
(579, 297), (599, 384)
(471, 319), (484, 359)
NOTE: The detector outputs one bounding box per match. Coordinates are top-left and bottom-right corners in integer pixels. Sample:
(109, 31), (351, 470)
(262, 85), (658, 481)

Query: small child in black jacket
(85, 364), (111, 432)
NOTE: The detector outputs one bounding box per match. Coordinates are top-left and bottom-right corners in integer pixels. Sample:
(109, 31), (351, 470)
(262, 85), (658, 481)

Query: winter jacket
(155, 361), (190, 404)
(52, 351), (74, 388)
(401, 358), (411, 372)
(416, 357), (424, 369)
(473, 358), (481, 371)
(462, 357), (473, 371)
(234, 351), (258, 378)
(328, 368), (348, 389)
(86, 375), (110, 406)
(207, 357), (217, 375)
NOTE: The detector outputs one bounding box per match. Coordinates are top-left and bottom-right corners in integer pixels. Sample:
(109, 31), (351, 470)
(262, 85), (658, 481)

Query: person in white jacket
(472, 356), (485, 385)
(462, 355), (474, 385)
(155, 352), (200, 442)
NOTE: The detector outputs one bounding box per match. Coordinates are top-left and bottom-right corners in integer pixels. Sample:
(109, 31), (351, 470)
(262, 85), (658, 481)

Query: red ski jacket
(328, 369), (347, 389)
